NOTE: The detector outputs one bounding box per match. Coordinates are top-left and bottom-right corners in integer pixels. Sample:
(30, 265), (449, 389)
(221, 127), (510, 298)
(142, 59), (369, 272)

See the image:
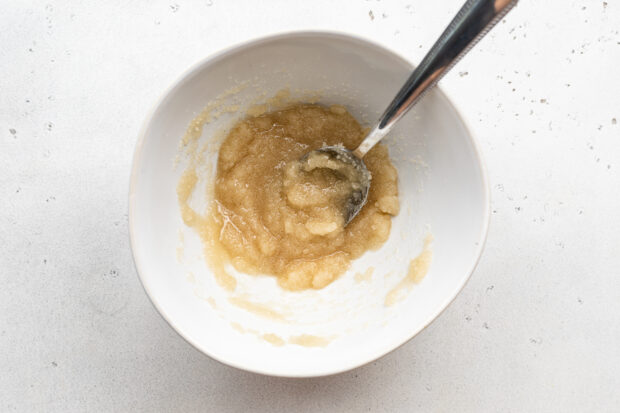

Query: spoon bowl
(301, 145), (371, 225)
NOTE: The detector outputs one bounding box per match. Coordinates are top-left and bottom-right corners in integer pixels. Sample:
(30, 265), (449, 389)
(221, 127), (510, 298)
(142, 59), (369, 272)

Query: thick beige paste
(181, 103), (399, 291)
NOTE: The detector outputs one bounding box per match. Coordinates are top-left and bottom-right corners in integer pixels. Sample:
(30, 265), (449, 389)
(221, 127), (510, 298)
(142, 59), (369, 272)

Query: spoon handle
(354, 0), (517, 158)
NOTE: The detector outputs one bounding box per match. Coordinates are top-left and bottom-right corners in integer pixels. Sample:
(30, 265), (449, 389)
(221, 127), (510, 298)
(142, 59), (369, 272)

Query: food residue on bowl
(178, 103), (400, 291)
(227, 296), (287, 321)
(229, 321), (329, 348)
(354, 266), (374, 283)
(262, 333), (286, 347)
(288, 334), (330, 348)
(384, 234), (433, 306)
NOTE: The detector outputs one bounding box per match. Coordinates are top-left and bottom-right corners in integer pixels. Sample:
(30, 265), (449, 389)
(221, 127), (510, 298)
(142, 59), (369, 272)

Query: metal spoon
(302, 0), (517, 225)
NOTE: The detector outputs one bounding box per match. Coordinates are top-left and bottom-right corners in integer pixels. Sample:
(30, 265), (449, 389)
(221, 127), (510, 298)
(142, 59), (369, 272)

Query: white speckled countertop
(2, 0), (619, 411)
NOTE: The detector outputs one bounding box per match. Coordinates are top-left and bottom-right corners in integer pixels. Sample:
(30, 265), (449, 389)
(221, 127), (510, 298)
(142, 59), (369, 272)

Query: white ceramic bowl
(129, 32), (489, 377)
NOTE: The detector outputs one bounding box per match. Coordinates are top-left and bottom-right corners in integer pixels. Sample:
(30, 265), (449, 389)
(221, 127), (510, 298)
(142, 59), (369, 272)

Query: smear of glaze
(186, 272), (195, 284)
(354, 266), (374, 282)
(228, 296), (286, 321)
(229, 328), (286, 348)
(229, 324), (328, 348)
(246, 88), (292, 117)
(385, 234), (433, 306)
(262, 333), (285, 347)
(230, 322), (245, 333)
(176, 230), (185, 262)
(179, 82), (248, 157)
(289, 334), (330, 347)
(176, 169), (237, 291)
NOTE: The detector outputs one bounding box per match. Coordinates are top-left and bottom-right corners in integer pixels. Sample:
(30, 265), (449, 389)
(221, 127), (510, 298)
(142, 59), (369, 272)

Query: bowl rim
(128, 30), (491, 378)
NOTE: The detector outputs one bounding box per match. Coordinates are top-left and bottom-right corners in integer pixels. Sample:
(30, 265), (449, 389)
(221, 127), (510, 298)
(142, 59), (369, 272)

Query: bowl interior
(130, 32), (489, 377)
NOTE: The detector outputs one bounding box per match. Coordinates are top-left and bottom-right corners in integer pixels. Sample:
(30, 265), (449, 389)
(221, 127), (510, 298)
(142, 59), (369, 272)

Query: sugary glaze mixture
(180, 103), (399, 290)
